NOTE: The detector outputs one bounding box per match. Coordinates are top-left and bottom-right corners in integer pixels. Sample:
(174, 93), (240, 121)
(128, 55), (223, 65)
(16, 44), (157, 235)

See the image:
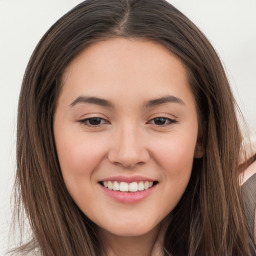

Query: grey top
(241, 172), (256, 253)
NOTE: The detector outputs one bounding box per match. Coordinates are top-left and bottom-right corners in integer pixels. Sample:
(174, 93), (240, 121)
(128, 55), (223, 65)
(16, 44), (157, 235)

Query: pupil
(89, 117), (101, 125)
(155, 117), (166, 125)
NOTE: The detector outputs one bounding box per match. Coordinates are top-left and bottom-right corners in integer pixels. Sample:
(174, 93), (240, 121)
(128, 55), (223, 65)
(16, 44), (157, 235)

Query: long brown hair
(11, 0), (255, 255)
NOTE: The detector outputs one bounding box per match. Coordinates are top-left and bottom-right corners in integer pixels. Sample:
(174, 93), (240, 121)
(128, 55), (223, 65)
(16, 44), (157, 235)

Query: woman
(11, 0), (256, 255)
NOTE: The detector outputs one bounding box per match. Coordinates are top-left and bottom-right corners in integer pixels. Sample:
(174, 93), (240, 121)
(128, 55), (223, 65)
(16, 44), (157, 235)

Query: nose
(108, 124), (150, 168)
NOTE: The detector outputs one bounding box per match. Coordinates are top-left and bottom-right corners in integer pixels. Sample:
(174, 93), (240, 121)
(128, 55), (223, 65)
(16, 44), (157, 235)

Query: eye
(149, 117), (176, 126)
(79, 117), (109, 126)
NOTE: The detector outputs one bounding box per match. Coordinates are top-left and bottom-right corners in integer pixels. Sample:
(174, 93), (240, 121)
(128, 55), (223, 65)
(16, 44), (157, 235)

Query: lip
(100, 185), (156, 203)
(100, 175), (155, 183)
(99, 176), (158, 203)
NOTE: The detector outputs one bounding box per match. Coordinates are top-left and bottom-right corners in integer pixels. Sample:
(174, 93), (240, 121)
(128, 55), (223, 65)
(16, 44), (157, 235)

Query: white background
(0, 0), (255, 254)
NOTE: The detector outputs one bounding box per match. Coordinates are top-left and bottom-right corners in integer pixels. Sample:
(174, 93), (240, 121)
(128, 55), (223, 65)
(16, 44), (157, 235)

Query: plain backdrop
(0, 0), (255, 254)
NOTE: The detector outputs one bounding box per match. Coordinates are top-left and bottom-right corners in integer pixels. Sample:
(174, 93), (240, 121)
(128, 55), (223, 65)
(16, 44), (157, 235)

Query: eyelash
(78, 117), (109, 127)
(147, 117), (177, 126)
(78, 117), (177, 127)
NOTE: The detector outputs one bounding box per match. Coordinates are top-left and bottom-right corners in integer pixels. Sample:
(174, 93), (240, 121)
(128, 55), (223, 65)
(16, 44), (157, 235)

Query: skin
(54, 38), (203, 256)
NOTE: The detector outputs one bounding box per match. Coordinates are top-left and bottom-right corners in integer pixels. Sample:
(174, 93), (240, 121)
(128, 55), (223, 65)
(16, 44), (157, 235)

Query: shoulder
(240, 158), (256, 244)
(240, 157), (256, 186)
(240, 158), (256, 201)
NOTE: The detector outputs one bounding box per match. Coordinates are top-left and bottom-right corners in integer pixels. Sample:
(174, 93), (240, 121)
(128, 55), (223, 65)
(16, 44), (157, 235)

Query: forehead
(59, 38), (195, 108)
(63, 38), (187, 80)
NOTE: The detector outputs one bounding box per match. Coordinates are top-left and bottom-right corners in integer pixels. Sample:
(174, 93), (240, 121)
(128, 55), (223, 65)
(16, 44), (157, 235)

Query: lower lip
(100, 184), (156, 203)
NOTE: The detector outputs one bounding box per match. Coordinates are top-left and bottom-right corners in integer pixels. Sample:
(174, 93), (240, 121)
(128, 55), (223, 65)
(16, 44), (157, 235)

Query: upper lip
(100, 175), (156, 183)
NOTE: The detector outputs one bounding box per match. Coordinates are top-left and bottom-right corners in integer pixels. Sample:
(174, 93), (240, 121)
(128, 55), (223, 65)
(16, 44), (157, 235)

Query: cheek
(54, 129), (108, 180)
(151, 131), (197, 210)
(154, 133), (197, 174)
(54, 132), (109, 209)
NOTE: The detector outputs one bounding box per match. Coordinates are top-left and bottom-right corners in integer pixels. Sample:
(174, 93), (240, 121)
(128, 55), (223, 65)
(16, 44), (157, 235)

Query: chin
(99, 219), (160, 237)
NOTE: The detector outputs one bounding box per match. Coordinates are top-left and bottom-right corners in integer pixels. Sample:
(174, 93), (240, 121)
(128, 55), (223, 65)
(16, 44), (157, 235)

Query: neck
(99, 224), (162, 256)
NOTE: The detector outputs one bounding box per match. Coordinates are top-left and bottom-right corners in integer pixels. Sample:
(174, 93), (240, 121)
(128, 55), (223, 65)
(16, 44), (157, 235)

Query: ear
(194, 140), (205, 159)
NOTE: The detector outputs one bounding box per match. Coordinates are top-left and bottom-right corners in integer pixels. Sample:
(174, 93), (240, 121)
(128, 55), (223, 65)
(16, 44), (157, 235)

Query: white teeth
(120, 182), (129, 192)
(107, 181), (113, 190)
(113, 181), (119, 191)
(144, 181), (149, 190)
(138, 181), (145, 191)
(129, 182), (138, 192)
(102, 181), (154, 192)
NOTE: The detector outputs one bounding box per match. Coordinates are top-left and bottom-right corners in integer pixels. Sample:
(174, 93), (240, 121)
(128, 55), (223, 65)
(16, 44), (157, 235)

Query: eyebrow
(70, 96), (114, 108)
(70, 95), (185, 108)
(145, 95), (185, 107)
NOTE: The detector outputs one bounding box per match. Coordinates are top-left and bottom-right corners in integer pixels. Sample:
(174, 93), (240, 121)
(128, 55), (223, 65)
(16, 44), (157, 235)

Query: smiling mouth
(99, 181), (158, 192)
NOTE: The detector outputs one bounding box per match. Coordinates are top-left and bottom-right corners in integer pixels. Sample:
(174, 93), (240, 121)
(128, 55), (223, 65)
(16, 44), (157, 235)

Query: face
(54, 38), (203, 238)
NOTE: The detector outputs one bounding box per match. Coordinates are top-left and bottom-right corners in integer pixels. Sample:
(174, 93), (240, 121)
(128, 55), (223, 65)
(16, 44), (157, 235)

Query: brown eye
(79, 117), (108, 126)
(149, 117), (176, 126)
